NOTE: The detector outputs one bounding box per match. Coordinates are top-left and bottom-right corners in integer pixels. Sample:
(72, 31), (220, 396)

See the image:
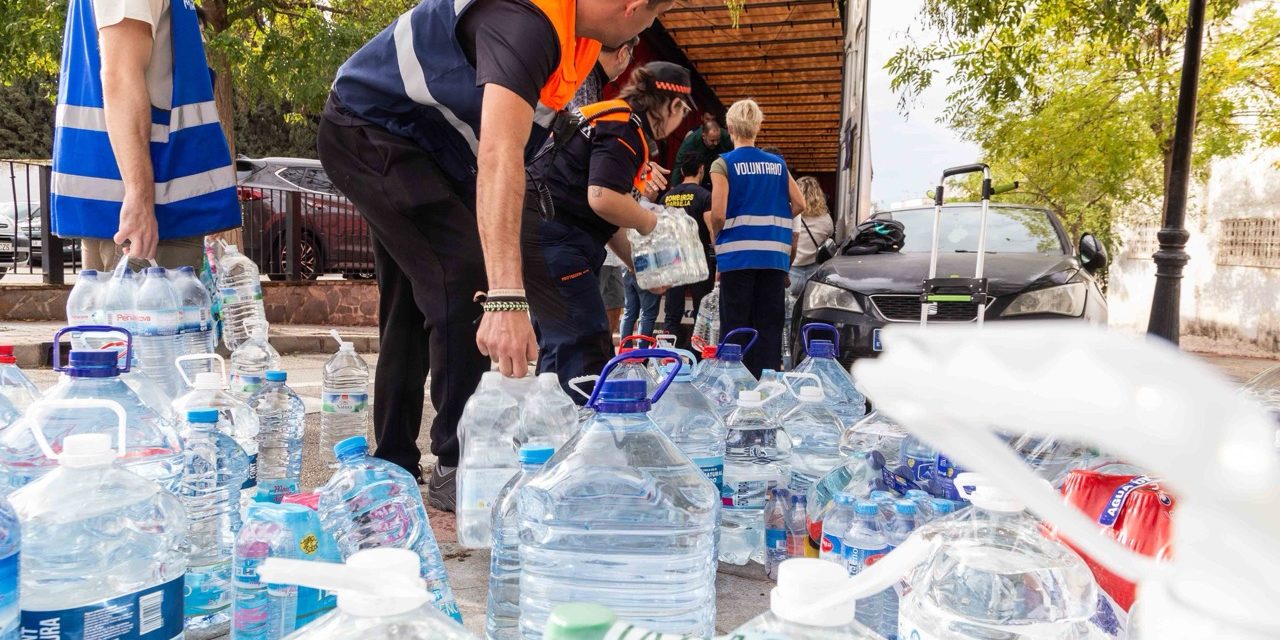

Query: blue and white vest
(52, 0), (239, 241)
(714, 147), (793, 272)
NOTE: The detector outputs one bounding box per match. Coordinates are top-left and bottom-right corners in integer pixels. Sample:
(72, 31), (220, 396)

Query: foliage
(0, 75), (55, 159)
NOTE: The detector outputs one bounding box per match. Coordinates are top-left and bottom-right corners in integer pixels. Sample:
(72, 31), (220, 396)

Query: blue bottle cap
(835, 492), (856, 506)
(905, 489), (931, 499)
(854, 501), (879, 516)
(80, 269), (98, 278)
(265, 370), (287, 382)
(65, 350), (120, 378)
(178, 266), (196, 274)
(333, 436), (368, 459)
(594, 379), (649, 414)
(894, 500), (917, 515)
(718, 343), (743, 362)
(519, 445), (555, 464)
(931, 499), (957, 514)
(869, 490), (893, 501)
(146, 266), (166, 276)
(808, 340), (836, 359)
(186, 408), (219, 424)
(790, 493), (806, 505)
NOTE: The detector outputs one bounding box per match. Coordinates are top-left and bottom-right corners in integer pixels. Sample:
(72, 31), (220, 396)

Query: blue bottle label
(229, 373), (262, 396)
(692, 456), (724, 491)
(21, 576), (184, 640)
(242, 453), (259, 491)
(256, 479), (299, 503)
(932, 453), (963, 500)
(765, 528), (787, 551)
(902, 454), (935, 481)
(634, 254), (652, 271)
(184, 563), (232, 615)
(0, 549), (16, 613)
(845, 545), (890, 575)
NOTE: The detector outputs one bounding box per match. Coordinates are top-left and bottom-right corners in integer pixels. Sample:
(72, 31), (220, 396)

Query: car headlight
(1001, 282), (1087, 317)
(804, 281), (862, 313)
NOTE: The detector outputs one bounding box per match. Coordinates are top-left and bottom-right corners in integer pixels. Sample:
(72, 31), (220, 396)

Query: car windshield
(875, 206), (1066, 254)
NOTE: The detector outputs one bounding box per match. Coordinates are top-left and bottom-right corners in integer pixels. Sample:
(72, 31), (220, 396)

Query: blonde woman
(789, 176), (834, 298)
(707, 99), (806, 376)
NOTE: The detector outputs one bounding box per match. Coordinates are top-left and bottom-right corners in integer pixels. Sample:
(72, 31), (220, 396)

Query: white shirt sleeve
(93, 0), (165, 35)
(792, 215), (806, 233)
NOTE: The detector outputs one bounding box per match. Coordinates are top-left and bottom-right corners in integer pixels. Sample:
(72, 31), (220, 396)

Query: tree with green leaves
(887, 0), (1280, 250)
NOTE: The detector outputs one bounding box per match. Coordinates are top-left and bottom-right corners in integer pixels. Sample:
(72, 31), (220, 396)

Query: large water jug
(608, 336), (660, 393)
(1, 332), (183, 494)
(134, 266), (184, 398)
(0, 347), (39, 414)
(12, 432), (186, 637)
(518, 351), (718, 638)
(233, 502), (341, 640)
(181, 408), (252, 635)
(692, 284), (719, 347)
(792, 323), (866, 427)
(649, 349), (726, 492)
(731, 559), (886, 640)
(230, 321), (281, 401)
(721, 388), (792, 565)
(691, 328), (759, 415)
(0, 495), (16, 636)
(315, 436), (461, 622)
(249, 370), (305, 502)
(319, 331), (370, 469)
(456, 372), (525, 549)
(174, 354), (261, 508)
(516, 373), (579, 449)
(784, 385), (845, 494)
(219, 245), (268, 351)
(173, 266), (217, 376)
(840, 410), (908, 462)
(0, 396), (15, 438)
(486, 445), (555, 640)
(257, 549), (477, 640)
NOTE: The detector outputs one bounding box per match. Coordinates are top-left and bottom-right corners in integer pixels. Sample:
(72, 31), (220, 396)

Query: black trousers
(662, 256), (716, 349)
(719, 268), (786, 377)
(317, 117), (490, 471)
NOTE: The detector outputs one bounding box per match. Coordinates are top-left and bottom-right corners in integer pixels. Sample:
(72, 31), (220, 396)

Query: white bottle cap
(193, 372), (224, 390)
(771, 558), (857, 626)
(797, 386), (825, 402)
(737, 390), (764, 407)
(60, 433), (116, 468)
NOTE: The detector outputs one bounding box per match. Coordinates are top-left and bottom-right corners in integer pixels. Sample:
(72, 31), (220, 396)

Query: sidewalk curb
(15, 335), (381, 369)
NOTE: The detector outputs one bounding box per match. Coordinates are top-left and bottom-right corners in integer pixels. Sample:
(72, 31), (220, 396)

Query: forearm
(589, 187), (656, 233)
(476, 144), (527, 290)
(606, 229), (634, 271)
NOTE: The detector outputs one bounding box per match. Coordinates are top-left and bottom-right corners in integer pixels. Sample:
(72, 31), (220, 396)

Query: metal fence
(1, 161), (82, 283)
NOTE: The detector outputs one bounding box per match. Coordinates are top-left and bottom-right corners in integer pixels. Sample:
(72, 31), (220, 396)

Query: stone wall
(0, 284), (69, 322)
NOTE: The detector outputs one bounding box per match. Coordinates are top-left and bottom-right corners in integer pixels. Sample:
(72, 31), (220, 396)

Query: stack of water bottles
(627, 206), (710, 290)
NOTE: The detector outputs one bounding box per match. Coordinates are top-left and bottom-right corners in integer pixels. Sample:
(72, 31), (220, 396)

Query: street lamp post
(1147, 0), (1207, 344)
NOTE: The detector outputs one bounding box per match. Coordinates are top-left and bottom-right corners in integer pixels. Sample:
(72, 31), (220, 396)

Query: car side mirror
(1078, 233), (1108, 273)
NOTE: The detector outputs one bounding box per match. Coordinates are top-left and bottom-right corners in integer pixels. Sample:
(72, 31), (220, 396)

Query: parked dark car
(236, 157), (375, 280)
(792, 203), (1108, 365)
(20, 206), (80, 268)
(0, 207), (32, 279)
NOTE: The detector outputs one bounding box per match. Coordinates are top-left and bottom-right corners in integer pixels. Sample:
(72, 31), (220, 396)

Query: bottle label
(321, 392), (368, 414)
(183, 564), (232, 616)
(844, 544), (889, 575)
(108, 311), (143, 333)
(178, 306), (211, 334)
(932, 453), (963, 500)
(654, 248), (681, 269)
(633, 253), (652, 272)
(786, 530), (807, 557)
(0, 550), (16, 614)
(131, 310), (180, 337)
(902, 453), (935, 481)
(296, 586), (336, 627)
(229, 373), (263, 397)
(764, 527), (787, 552)
(459, 468), (517, 511)
(221, 285), (263, 305)
(256, 479), (299, 503)
(428, 587), (463, 623)
(721, 478), (772, 509)
(691, 456), (724, 492)
(20, 576), (184, 640)
(820, 532), (843, 558)
(241, 453), (259, 491)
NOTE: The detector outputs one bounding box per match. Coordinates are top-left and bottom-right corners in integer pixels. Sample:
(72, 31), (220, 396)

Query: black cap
(643, 61), (696, 110)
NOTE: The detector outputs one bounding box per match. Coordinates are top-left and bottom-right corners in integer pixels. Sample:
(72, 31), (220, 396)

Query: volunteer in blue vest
(51, 0), (241, 271)
(523, 62), (693, 398)
(315, 0), (672, 509)
(708, 99), (806, 377)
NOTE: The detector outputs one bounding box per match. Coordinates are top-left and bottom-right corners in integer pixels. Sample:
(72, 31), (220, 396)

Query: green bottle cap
(544, 603), (617, 640)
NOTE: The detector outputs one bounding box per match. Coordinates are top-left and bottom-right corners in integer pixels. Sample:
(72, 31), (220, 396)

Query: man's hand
(100, 18), (158, 262)
(114, 194), (158, 259)
(477, 311), (538, 377)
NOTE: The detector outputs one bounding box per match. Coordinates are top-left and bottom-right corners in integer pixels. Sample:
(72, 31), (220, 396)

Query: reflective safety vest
(573, 99), (652, 192)
(331, 0), (603, 183)
(715, 146), (793, 272)
(51, 0), (239, 241)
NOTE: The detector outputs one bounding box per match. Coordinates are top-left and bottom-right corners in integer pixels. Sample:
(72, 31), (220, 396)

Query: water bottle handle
(719, 327), (758, 354)
(174, 353), (226, 388)
(620, 334), (658, 350)
(54, 325), (132, 374)
(800, 322), (840, 354)
(24, 399), (129, 460)
(754, 380), (788, 404)
(781, 372), (823, 397)
(567, 375), (599, 401)
(671, 348), (698, 368)
(587, 348), (681, 408)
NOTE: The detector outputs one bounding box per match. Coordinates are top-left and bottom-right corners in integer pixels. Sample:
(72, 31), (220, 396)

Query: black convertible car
(793, 203), (1109, 365)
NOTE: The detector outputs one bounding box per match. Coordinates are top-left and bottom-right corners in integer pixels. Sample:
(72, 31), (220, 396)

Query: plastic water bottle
(0, 496), (16, 636)
(898, 434), (936, 483)
(781, 290), (796, 370)
(0, 396), (14, 438)
(515, 373), (578, 449)
(320, 331), (371, 469)
(66, 269), (104, 331)
(787, 493), (809, 558)
(783, 385), (846, 494)
(230, 322), (280, 401)
(764, 487), (789, 580)
(456, 372), (524, 549)
(233, 501), (341, 639)
(518, 357), (718, 638)
(133, 267), (184, 398)
(173, 362), (262, 510)
(1, 346), (183, 494)
(691, 329), (759, 416)
(820, 493), (854, 563)
(181, 408), (252, 634)
(793, 324), (867, 426)
(0, 347), (39, 414)
(882, 500), (917, 638)
(486, 445), (555, 640)
(731, 558), (885, 639)
(11, 433), (186, 637)
(219, 245), (268, 351)
(649, 355), (726, 492)
(249, 370), (305, 502)
(315, 436), (461, 622)
(845, 501), (893, 635)
(840, 410), (908, 462)
(692, 284), (719, 347)
(102, 265), (139, 364)
(721, 388), (792, 565)
(257, 548), (477, 640)
(173, 266), (216, 373)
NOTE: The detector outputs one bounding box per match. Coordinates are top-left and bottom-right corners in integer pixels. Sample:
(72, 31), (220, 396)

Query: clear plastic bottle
(781, 289), (796, 370)
(731, 558), (886, 639)
(691, 329), (759, 416)
(11, 433), (186, 636)
(234, 503), (303, 640)
(0, 347), (39, 414)
(764, 487), (790, 580)
(219, 244), (268, 351)
(315, 436), (461, 623)
(898, 434), (936, 483)
(1, 350), (183, 494)
(181, 408), (252, 635)
(319, 332), (370, 469)
(792, 331), (867, 428)
(820, 493), (855, 563)
(883, 500), (917, 638)
(134, 266), (184, 398)
(518, 372), (718, 638)
(102, 264), (139, 367)
(0, 396), (15, 438)
(844, 501), (893, 636)
(788, 493), (810, 559)
(0, 496), (16, 637)
(840, 410), (908, 462)
(607, 340), (661, 394)
(230, 321), (281, 401)
(721, 389), (792, 565)
(692, 284), (720, 347)
(486, 445), (555, 640)
(648, 356), (727, 492)
(249, 370), (305, 502)
(456, 372), (524, 549)
(173, 265), (217, 375)
(65, 269), (103, 331)
(174, 363), (262, 510)
(783, 385), (846, 495)
(256, 548), (477, 640)
(515, 373), (578, 450)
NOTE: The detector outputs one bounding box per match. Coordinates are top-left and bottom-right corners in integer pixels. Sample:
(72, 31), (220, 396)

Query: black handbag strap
(800, 216), (821, 248)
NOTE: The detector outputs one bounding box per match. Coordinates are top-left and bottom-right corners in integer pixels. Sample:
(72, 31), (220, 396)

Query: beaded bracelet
(480, 300), (530, 313)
